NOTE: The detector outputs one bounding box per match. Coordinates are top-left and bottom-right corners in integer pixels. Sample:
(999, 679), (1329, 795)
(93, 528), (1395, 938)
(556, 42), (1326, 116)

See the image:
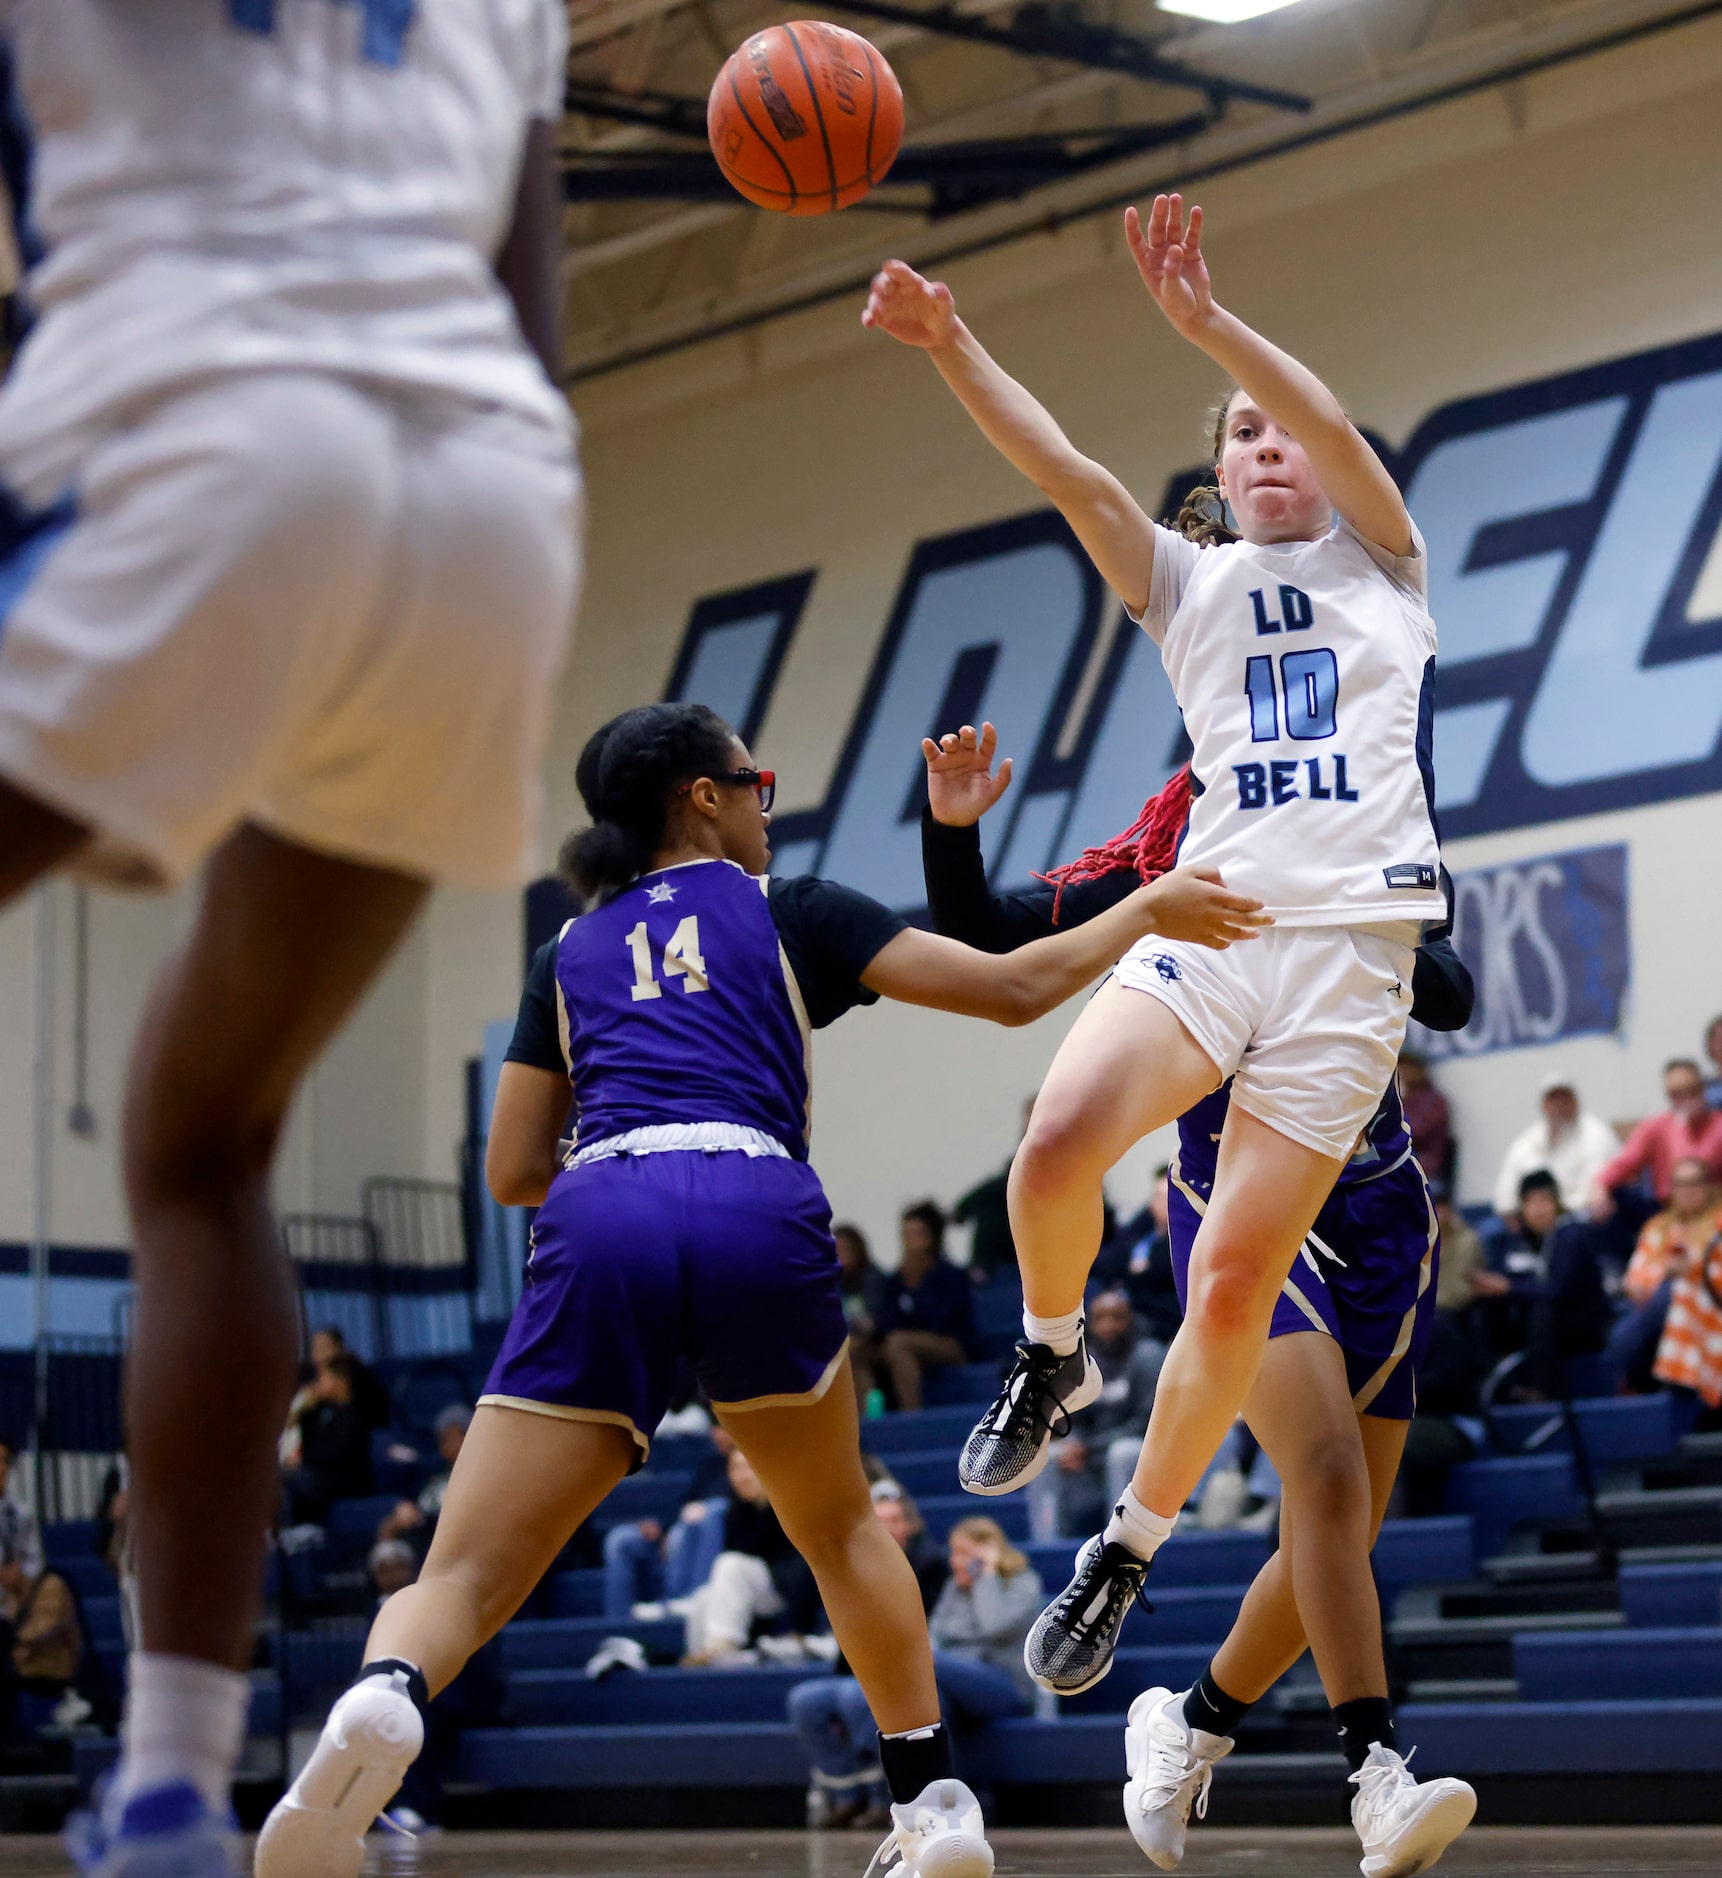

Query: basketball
(707, 21), (904, 217)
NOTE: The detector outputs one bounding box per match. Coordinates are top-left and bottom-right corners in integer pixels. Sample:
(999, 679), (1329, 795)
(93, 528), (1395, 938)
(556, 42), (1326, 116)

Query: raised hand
(1124, 193), (1216, 339)
(1140, 865), (1271, 950)
(862, 259), (959, 350)
(922, 721), (1014, 827)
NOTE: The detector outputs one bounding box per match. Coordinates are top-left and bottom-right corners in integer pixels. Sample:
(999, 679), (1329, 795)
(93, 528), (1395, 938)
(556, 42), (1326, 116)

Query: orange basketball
(707, 21), (904, 217)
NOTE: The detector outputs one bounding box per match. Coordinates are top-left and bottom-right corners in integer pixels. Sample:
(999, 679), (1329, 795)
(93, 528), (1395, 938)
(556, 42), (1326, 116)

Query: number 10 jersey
(1133, 516), (1446, 929)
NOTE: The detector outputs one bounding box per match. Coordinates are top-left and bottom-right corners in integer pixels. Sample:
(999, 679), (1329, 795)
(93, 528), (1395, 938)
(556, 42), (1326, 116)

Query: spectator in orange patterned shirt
(1616, 1159), (1722, 1407)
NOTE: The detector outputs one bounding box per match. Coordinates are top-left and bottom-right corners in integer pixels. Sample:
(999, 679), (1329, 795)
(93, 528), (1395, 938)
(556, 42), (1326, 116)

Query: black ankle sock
(878, 1722), (953, 1805)
(356, 1658), (430, 1719)
(1331, 1696), (1395, 1773)
(1183, 1666), (1253, 1739)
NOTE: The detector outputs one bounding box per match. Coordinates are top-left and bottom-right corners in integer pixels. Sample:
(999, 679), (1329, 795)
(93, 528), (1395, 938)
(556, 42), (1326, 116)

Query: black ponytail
(561, 702), (738, 904)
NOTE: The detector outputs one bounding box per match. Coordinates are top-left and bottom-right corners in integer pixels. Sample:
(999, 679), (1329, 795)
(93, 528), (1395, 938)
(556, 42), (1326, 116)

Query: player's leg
(1024, 1109), (1343, 1697)
(718, 1374), (992, 1878)
(113, 828), (427, 1825)
(960, 979), (1220, 1499)
(0, 777), (88, 899)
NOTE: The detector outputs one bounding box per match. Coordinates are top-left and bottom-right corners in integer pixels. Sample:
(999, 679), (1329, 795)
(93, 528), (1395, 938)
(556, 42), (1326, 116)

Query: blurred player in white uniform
(0, 4), (582, 1870)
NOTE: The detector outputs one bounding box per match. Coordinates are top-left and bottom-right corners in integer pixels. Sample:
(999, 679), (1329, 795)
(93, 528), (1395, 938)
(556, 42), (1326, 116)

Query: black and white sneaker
(957, 1335), (1102, 1496)
(1024, 1532), (1152, 1695)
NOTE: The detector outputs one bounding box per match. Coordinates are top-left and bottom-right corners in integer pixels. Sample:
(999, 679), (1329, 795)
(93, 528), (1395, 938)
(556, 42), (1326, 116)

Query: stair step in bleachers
(499, 1616), (686, 1672)
(1401, 1697), (1722, 1774)
(1619, 1558), (1722, 1626)
(507, 1664), (808, 1727)
(1513, 1626), (1722, 1700)
(1594, 1484), (1722, 1550)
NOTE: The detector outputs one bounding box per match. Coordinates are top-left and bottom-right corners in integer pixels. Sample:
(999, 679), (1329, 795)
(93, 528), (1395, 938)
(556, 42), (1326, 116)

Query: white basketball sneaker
(1349, 1743), (1476, 1877)
(863, 1777), (995, 1878)
(1122, 1686), (1233, 1870)
(255, 1677), (424, 1878)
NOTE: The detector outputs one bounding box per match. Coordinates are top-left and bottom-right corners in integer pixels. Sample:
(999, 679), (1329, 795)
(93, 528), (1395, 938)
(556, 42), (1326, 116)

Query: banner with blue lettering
(1411, 844), (1630, 1060)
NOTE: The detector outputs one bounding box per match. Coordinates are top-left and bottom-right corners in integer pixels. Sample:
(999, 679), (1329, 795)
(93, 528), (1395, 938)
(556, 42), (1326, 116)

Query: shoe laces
(1058, 1542), (1148, 1644)
(981, 1342), (1083, 1445)
(1139, 1711), (1217, 1822)
(1350, 1744), (1417, 1823)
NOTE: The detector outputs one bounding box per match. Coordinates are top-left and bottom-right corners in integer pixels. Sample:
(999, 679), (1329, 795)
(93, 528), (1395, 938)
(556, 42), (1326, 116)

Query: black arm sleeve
(920, 809), (1137, 952)
(1409, 867), (1475, 1032)
(504, 936), (568, 1073)
(767, 875), (909, 1029)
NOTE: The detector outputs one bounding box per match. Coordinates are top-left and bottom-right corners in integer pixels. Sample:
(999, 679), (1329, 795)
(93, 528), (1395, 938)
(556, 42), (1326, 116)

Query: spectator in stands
(1705, 1016), (1722, 1109)
(376, 1404), (471, 1558)
(305, 1326), (391, 1433)
(1093, 1168), (1182, 1345)
(868, 1202), (976, 1411)
(0, 1439), (43, 1627)
(682, 1447), (820, 1666)
(1489, 1172), (1613, 1399)
(1432, 1189), (1498, 1314)
(1027, 1289), (1164, 1540)
(1397, 1049), (1454, 1189)
(280, 1353), (374, 1526)
(1641, 1161), (1722, 1425)
(603, 1424), (736, 1621)
(1395, 1313), (1489, 1518)
(835, 1223), (891, 1411)
(1491, 1076), (1620, 1225)
(787, 1514), (1040, 1830)
(1616, 1158), (1722, 1399)
(1593, 1059), (1722, 1221)
(0, 1443), (83, 1742)
(868, 1481), (950, 1615)
(952, 1096), (1034, 1285)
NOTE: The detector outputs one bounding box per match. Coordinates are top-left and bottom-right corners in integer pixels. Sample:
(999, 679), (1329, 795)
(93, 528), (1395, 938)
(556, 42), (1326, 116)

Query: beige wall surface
(2, 18), (1721, 1266)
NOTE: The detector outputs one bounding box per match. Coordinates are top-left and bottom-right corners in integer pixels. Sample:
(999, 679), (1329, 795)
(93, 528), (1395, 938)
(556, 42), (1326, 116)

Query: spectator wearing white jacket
(1492, 1078), (1620, 1223)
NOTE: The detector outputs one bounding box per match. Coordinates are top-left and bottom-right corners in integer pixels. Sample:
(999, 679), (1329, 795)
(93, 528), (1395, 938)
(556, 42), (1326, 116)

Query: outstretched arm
(1126, 195), (1412, 557)
(863, 261), (1159, 614)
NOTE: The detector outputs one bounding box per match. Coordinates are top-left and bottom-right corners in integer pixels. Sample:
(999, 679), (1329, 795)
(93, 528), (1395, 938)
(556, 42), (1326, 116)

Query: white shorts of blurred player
(0, 370), (582, 890)
(1113, 923), (1418, 1163)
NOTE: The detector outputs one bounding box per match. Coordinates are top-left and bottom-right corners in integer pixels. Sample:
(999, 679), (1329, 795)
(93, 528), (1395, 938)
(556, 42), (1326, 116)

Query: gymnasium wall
(1, 15), (1721, 1293)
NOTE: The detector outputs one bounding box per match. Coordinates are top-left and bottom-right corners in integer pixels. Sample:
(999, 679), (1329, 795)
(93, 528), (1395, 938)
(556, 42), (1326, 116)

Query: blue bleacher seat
(45, 1520), (100, 1560)
(1485, 1394), (1685, 1465)
(1401, 1698), (1722, 1774)
(923, 1363), (1005, 1407)
(53, 1555), (119, 1602)
(81, 1595), (125, 1651)
(507, 1664), (808, 1727)
(1055, 1645), (1212, 1713)
(1442, 1454), (1585, 1557)
(498, 1615), (685, 1672)
(1026, 1531), (1272, 1592)
(1372, 1516), (1474, 1592)
(882, 1450), (962, 1500)
(917, 1495), (1029, 1544)
(325, 1495), (400, 1539)
(864, 1408), (978, 1457)
(539, 1569), (608, 1619)
(461, 1720), (808, 1789)
(588, 1471), (694, 1534)
(1619, 1559), (1722, 1627)
(1513, 1627), (1722, 1701)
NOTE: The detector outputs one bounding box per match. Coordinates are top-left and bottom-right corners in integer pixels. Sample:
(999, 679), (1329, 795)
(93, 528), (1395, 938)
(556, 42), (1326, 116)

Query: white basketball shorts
(1113, 923), (1417, 1161)
(0, 371), (582, 889)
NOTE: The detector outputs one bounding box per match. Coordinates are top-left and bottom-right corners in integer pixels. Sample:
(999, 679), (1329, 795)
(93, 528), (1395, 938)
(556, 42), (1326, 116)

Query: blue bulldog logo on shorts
(1149, 954), (1182, 982)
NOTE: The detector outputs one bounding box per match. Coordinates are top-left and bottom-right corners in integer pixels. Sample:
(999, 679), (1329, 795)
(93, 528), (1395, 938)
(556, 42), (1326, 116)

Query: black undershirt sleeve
(767, 875), (909, 1029)
(504, 936), (568, 1073)
(920, 808), (1135, 952)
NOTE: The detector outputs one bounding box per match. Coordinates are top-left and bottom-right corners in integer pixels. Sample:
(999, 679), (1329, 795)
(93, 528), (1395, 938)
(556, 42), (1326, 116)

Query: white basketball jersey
(1134, 516), (1445, 928)
(0, 0), (570, 501)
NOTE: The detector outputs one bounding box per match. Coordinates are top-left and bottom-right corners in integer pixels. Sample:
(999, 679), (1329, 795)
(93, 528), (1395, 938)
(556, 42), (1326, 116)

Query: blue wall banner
(1412, 844), (1630, 1060)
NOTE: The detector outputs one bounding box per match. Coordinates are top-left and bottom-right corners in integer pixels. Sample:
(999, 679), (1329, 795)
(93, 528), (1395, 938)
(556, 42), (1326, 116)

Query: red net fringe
(1038, 763), (1194, 924)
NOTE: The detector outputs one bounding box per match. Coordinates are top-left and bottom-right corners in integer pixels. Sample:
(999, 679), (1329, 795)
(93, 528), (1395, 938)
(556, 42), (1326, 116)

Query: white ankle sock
(1105, 1487), (1178, 1562)
(116, 1652), (250, 1813)
(1023, 1307), (1084, 1356)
